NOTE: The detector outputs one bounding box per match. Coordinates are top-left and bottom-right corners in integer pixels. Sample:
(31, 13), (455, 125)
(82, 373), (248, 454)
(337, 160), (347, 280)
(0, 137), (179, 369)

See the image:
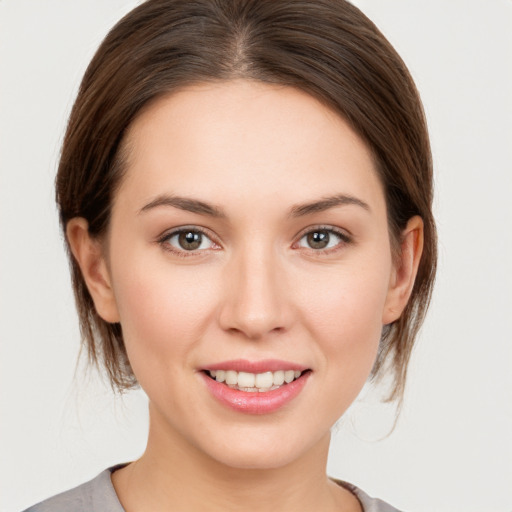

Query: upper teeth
(209, 370), (302, 391)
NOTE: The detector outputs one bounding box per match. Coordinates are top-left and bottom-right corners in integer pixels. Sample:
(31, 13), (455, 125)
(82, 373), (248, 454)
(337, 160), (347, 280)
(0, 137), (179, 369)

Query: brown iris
(306, 230), (330, 249)
(178, 231), (202, 250)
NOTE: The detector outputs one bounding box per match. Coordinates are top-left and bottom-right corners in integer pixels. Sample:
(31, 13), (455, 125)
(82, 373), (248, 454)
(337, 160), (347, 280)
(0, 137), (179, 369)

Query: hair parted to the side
(57, 0), (436, 401)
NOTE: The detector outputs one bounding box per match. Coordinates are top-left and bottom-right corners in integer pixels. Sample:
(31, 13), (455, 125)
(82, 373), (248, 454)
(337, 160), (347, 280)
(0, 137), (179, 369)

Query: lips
(200, 359), (311, 414)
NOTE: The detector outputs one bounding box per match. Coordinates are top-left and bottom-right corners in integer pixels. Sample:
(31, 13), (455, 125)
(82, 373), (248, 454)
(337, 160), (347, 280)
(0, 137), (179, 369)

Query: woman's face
(94, 80), (405, 469)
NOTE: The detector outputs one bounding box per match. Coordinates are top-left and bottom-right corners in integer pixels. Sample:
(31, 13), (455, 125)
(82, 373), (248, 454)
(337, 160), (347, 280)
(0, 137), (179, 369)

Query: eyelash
(294, 226), (352, 254)
(157, 226), (220, 258)
(157, 225), (352, 257)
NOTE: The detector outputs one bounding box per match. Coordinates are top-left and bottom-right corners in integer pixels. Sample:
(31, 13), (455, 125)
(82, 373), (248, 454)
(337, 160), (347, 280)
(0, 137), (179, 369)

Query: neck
(112, 403), (360, 512)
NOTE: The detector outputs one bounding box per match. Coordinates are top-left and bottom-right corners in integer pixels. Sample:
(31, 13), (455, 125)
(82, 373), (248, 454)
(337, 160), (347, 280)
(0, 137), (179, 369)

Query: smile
(201, 360), (311, 414)
(207, 370), (303, 392)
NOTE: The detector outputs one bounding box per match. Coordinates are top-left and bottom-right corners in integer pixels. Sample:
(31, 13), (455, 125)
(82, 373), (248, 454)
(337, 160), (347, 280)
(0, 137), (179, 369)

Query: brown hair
(57, 0), (436, 400)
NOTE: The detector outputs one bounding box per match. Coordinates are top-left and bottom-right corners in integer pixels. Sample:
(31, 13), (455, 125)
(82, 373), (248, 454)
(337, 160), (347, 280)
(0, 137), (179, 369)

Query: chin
(197, 426), (330, 471)
(209, 445), (304, 470)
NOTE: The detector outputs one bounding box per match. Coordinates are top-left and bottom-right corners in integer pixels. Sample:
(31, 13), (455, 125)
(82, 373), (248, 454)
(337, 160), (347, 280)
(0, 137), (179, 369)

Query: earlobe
(383, 216), (424, 325)
(66, 218), (120, 323)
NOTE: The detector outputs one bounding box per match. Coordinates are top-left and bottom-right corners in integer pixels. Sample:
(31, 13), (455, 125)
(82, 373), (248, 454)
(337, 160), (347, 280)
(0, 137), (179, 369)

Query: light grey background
(1, 1), (511, 511)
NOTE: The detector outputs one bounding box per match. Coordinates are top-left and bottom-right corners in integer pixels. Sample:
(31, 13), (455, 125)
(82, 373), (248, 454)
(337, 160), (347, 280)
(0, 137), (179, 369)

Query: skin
(68, 80), (423, 511)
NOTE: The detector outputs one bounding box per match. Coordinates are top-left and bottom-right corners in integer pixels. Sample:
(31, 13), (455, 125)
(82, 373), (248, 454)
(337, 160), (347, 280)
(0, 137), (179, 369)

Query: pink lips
(200, 359), (310, 415)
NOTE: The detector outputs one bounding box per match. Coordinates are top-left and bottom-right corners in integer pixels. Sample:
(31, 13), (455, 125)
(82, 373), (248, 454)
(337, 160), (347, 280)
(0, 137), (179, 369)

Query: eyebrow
(289, 194), (370, 217)
(139, 193), (370, 218)
(139, 195), (226, 218)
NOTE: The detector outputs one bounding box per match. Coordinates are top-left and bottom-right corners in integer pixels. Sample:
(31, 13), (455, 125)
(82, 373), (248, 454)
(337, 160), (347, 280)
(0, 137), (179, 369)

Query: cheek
(111, 257), (220, 369)
(295, 257), (392, 383)
(297, 271), (388, 421)
(300, 262), (390, 342)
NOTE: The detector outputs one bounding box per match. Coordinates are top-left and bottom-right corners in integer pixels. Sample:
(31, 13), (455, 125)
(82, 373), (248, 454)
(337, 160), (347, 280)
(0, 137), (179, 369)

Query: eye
(160, 228), (217, 253)
(296, 228), (350, 251)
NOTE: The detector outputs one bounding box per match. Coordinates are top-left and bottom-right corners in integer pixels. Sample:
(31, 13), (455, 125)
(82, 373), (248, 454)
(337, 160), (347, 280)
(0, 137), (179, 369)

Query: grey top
(23, 466), (402, 512)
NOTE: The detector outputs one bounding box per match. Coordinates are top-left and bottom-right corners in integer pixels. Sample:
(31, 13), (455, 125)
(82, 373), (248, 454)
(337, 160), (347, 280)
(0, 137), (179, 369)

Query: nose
(218, 244), (291, 340)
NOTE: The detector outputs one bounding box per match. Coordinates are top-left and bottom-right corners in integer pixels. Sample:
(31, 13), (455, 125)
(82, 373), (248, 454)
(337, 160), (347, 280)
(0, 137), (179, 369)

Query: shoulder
(22, 467), (125, 512)
(334, 479), (405, 512)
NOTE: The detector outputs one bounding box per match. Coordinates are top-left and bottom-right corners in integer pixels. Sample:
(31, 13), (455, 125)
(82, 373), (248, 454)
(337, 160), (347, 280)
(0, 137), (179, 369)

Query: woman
(24, 0), (436, 510)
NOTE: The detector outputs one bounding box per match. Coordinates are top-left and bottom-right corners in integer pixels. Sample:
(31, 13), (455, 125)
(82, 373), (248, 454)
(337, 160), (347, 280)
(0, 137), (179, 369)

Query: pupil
(307, 231), (329, 249)
(179, 231), (201, 250)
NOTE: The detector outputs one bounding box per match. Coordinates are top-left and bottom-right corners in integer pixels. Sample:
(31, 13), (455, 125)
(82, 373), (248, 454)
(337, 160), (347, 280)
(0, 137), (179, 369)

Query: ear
(382, 215), (424, 325)
(66, 218), (120, 323)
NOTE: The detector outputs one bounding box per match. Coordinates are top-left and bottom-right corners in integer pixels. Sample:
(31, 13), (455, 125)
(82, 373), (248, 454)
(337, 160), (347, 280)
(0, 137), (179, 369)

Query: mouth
(204, 369), (306, 393)
(200, 360), (311, 414)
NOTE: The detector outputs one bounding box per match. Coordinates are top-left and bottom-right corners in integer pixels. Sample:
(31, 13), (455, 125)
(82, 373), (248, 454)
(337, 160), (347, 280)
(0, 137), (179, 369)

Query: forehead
(117, 80), (384, 213)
